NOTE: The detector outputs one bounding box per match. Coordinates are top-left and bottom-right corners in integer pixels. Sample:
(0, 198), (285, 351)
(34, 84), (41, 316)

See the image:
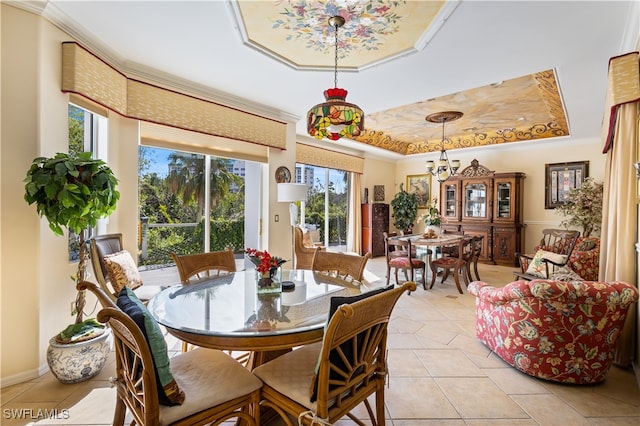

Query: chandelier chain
(333, 21), (339, 88)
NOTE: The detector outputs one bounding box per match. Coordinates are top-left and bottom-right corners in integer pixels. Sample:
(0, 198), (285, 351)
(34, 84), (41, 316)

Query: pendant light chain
(333, 20), (339, 88)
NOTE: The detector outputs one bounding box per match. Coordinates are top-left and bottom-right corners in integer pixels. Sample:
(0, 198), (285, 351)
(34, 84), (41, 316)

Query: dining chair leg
(386, 265), (391, 285)
(453, 268), (463, 294)
(420, 265), (427, 290)
(429, 263), (438, 289)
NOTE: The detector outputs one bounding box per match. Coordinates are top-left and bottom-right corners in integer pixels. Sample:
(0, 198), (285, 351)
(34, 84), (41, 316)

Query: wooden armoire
(361, 203), (389, 257)
(439, 160), (525, 266)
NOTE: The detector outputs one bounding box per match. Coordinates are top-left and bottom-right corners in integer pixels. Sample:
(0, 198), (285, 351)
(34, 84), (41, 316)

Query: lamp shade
(277, 183), (308, 202)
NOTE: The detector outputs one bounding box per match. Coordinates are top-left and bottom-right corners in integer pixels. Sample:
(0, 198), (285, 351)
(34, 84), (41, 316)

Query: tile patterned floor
(2, 257), (639, 425)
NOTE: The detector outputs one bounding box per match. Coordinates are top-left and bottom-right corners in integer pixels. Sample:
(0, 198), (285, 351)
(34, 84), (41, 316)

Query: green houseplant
(24, 152), (119, 382)
(555, 177), (603, 237)
(421, 197), (441, 227)
(390, 183), (419, 234)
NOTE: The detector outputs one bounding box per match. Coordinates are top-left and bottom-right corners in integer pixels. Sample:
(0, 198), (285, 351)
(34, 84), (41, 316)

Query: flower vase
(256, 267), (282, 294)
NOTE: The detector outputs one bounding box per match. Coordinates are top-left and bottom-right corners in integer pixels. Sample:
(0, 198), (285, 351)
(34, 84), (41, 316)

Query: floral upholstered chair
(468, 279), (638, 384)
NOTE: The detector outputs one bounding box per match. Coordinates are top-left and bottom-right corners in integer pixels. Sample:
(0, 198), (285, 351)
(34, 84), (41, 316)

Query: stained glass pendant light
(424, 111), (463, 183)
(307, 16), (364, 141)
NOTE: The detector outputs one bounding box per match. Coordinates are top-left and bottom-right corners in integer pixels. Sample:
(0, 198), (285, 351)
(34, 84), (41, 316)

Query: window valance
(296, 143), (364, 174)
(602, 51), (640, 153)
(61, 42), (287, 150)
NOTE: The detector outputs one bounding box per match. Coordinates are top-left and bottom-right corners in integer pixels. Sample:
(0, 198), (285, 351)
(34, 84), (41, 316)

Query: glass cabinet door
(496, 181), (511, 219)
(464, 182), (487, 218)
(441, 181), (459, 219)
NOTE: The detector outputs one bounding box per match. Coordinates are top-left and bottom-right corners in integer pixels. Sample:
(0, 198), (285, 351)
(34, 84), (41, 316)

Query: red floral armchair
(468, 279), (638, 384)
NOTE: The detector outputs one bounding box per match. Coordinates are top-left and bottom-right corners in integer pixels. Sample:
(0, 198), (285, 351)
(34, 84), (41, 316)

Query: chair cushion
(550, 266), (584, 282)
(576, 238), (597, 252)
(104, 250), (144, 293)
(117, 287), (185, 406)
(253, 342), (321, 411)
(525, 249), (568, 278)
(388, 257), (425, 268)
(160, 348), (263, 425)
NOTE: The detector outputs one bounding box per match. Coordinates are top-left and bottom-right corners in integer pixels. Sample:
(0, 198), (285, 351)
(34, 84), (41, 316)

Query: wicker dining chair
(170, 248), (237, 284)
(77, 281), (262, 426)
(310, 250), (372, 284)
(170, 249), (240, 354)
(88, 233), (161, 303)
(253, 281), (416, 426)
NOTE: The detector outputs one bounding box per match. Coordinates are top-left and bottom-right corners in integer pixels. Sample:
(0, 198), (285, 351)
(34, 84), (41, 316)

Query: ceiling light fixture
(425, 111), (463, 183)
(307, 15), (364, 141)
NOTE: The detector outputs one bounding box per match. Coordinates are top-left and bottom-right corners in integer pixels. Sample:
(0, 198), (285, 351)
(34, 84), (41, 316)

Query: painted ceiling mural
(234, 0), (570, 155)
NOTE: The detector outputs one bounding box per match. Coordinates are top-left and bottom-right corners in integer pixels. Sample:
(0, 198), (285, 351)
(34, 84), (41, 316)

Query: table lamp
(277, 183), (308, 266)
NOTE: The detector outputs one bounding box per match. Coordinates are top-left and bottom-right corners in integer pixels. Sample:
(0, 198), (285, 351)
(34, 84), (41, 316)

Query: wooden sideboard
(361, 203), (389, 257)
(440, 160), (525, 266)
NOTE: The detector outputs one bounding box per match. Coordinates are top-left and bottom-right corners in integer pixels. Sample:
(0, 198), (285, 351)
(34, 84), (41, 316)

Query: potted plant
(24, 152), (120, 383)
(555, 177), (603, 237)
(390, 183), (419, 234)
(421, 197), (441, 233)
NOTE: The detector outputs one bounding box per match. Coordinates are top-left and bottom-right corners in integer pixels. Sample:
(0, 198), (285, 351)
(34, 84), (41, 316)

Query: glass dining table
(147, 269), (366, 367)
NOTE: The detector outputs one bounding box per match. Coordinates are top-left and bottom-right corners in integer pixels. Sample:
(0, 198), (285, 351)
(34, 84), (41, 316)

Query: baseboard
(0, 365), (44, 388)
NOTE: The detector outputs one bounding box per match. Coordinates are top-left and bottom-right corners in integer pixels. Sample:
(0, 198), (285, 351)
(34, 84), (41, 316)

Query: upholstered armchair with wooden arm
(294, 226), (325, 269)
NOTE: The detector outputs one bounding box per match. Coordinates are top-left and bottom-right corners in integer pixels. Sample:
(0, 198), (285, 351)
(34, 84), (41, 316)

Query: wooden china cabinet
(439, 160), (525, 266)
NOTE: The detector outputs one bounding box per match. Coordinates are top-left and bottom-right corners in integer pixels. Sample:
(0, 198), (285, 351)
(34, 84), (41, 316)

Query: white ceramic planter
(46, 328), (112, 384)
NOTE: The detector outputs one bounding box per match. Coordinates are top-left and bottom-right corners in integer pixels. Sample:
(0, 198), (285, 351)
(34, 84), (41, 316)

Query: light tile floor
(2, 257), (639, 425)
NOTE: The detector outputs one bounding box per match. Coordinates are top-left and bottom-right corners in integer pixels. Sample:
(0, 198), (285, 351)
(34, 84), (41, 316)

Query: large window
(68, 103), (107, 260)
(296, 164), (349, 251)
(138, 146), (253, 266)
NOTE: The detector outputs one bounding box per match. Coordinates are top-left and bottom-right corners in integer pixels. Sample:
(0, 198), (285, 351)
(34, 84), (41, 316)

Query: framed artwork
(406, 174), (431, 208)
(373, 185), (385, 202)
(545, 161), (589, 209)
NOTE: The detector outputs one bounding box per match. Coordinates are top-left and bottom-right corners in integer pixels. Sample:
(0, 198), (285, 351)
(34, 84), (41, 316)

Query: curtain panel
(62, 42), (287, 150)
(600, 51), (640, 367)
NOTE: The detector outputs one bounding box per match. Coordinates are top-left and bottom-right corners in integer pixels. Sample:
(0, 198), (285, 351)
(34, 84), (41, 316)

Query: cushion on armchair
(568, 237), (600, 281)
(468, 279), (639, 384)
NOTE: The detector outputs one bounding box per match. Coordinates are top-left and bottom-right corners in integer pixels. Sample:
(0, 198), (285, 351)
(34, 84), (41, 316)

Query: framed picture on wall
(406, 174), (431, 208)
(545, 161), (589, 209)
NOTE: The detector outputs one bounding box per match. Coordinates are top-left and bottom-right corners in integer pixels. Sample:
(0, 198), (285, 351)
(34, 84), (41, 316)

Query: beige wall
(395, 137), (605, 253)
(0, 5), (299, 386)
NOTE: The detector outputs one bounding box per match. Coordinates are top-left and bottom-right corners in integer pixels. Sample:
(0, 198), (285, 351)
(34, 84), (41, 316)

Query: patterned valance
(61, 42), (287, 149)
(296, 143), (364, 174)
(602, 52), (640, 153)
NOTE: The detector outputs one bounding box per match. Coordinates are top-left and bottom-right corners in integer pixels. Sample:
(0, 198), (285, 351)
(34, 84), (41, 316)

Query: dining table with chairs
(386, 233), (478, 292)
(147, 268), (374, 368)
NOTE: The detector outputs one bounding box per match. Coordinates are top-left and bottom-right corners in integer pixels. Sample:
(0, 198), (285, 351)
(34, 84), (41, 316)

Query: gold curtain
(600, 52), (640, 367)
(347, 173), (362, 255)
(62, 42), (286, 149)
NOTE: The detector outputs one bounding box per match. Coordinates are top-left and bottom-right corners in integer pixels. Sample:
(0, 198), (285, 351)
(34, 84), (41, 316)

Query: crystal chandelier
(307, 15), (364, 141)
(425, 111), (463, 183)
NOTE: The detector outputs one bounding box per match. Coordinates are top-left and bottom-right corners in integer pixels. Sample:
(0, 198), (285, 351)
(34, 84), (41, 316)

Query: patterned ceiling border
(354, 69), (570, 155)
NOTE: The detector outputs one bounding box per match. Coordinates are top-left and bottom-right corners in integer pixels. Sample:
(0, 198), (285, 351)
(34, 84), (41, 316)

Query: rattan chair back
(310, 250), (371, 284)
(88, 233), (124, 302)
(170, 249), (236, 284)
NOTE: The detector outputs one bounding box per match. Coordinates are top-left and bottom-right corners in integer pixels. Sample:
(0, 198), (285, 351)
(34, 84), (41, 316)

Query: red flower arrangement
(245, 248), (287, 275)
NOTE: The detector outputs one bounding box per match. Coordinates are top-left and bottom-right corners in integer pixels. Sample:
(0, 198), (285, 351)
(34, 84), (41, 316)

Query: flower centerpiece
(245, 248), (287, 293)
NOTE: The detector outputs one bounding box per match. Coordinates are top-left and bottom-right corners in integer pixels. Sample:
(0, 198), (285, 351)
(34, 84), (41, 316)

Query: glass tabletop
(147, 269), (361, 338)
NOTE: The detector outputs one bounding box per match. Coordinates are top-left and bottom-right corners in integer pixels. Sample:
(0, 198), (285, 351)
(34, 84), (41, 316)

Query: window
(296, 164), (349, 251)
(138, 146), (256, 267)
(67, 103), (107, 261)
